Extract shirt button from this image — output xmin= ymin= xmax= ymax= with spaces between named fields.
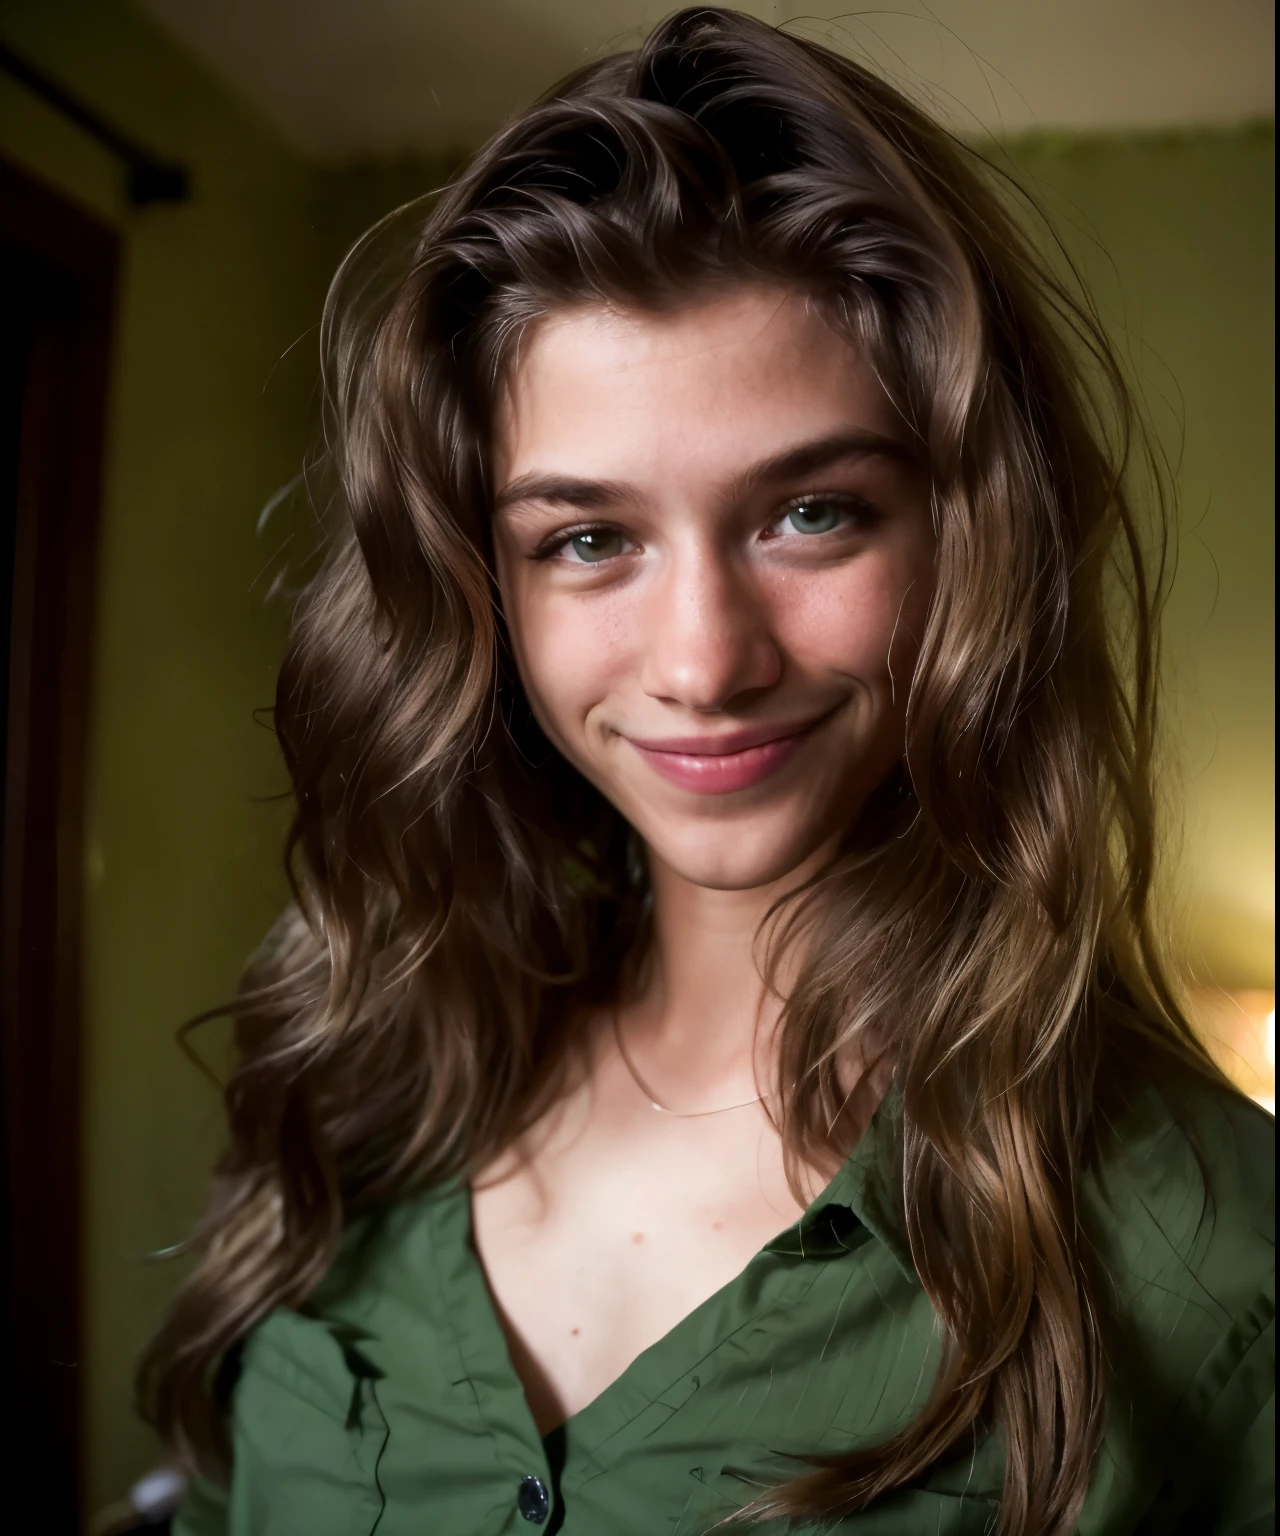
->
xmin=517 ymin=1473 xmax=550 ymax=1524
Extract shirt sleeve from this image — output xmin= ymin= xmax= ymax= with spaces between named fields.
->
xmin=172 ymin=1474 xmax=230 ymax=1536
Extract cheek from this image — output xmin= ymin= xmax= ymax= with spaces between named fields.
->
xmin=767 ymin=552 xmax=933 ymax=682
xmin=505 ymin=579 xmax=636 ymax=748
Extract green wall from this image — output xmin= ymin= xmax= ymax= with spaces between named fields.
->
xmin=0 ymin=0 xmax=1273 ymax=1520
xmin=0 ymin=0 xmax=319 ymax=1514
xmin=1005 ymin=127 xmax=1275 ymax=987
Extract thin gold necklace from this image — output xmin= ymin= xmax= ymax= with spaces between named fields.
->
xmin=611 ymin=1011 xmax=764 ymax=1118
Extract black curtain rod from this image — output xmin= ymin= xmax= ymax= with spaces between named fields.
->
xmin=0 ymin=40 xmax=190 ymax=205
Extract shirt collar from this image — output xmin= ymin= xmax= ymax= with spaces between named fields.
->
xmin=763 ymin=1081 xmax=916 ymax=1278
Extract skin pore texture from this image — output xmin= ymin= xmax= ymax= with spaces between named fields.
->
xmin=473 ymin=285 xmax=936 ymax=1434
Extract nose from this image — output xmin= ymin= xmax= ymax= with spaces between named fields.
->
xmin=639 ymin=541 xmax=783 ymax=711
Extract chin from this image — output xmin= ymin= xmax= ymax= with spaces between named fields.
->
xmin=642 ymin=815 xmax=835 ymax=893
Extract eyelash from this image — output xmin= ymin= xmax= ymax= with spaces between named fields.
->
xmin=532 ymin=523 xmax=622 ymax=562
xmin=531 ymin=492 xmax=878 ymax=562
xmin=767 ymin=492 xmax=879 ymax=537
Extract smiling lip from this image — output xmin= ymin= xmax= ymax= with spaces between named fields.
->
xmin=625 ymin=715 xmax=830 ymax=795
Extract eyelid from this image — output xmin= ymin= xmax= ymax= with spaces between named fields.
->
xmin=528 ymin=491 xmax=876 ymax=560
xmin=782 ymin=490 xmax=865 ymax=512
xmin=767 ymin=490 xmax=877 ymax=532
xmin=531 ymin=520 xmax=633 ymax=562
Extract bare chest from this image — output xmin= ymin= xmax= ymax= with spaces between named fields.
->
xmin=470 ymin=1090 xmax=808 ymax=1432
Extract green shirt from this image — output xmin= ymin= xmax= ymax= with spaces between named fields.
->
xmin=176 ymin=1069 xmax=1274 ymax=1535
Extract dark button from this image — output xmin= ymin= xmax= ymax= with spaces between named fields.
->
xmin=517 ymin=1473 xmax=550 ymax=1524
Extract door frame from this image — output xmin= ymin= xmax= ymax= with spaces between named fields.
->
xmin=0 ymin=155 xmax=117 ymax=1531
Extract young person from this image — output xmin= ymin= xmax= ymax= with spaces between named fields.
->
xmin=146 ymin=10 xmax=1274 ymax=1534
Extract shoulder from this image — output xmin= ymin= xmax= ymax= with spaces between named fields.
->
xmin=1086 ymin=1058 xmax=1274 ymax=1324
xmin=314 ymin=1180 xmax=464 ymax=1316
xmin=1082 ymin=1059 xmax=1274 ymax=1526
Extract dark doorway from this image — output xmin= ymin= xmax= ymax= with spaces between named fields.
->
xmin=0 ymin=157 xmax=117 ymax=1533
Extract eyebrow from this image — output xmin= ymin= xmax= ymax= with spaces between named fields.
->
xmin=729 ymin=427 xmax=919 ymax=501
xmin=492 ymin=428 xmax=918 ymax=517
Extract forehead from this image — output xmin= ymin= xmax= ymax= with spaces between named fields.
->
xmin=493 ymin=285 xmax=901 ymax=488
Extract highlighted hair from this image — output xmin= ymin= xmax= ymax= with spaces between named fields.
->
xmin=140 ymin=11 xmax=1215 ymax=1531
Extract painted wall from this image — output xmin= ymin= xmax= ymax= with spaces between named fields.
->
xmin=0 ymin=0 xmax=1274 ymax=1519
xmin=1005 ymin=127 xmax=1275 ymax=987
xmin=0 ymin=0 xmax=321 ymax=1514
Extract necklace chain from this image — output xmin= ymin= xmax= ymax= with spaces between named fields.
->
xmin=611 ymin=1012 xmax=764 ymax=1118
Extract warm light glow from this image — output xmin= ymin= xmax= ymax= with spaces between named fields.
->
xmin=1188 ymin=989 xmax=1276 ymax=1115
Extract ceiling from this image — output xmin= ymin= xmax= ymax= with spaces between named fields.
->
xmin=136 ymin=0 xmax=1276 ymax=161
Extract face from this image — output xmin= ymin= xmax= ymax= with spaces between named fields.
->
xmin=491 ymin=285 xmax=935 ymax=892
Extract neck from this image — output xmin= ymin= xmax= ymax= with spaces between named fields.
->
xmin=626 ymin=847 xmax=826 ymax=1097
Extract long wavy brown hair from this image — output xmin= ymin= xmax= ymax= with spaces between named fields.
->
xmin=139 ymin=9 xmax=1217 ymax=1532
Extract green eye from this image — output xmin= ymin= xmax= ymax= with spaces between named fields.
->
xmin=784 ymin=499 xmax=845 ymax=535
xmin=567 ymin=529 xmax=624 ymax=562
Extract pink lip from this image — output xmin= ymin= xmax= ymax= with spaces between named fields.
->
xmin=625 ymin=715 xmax=829 ymax=795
